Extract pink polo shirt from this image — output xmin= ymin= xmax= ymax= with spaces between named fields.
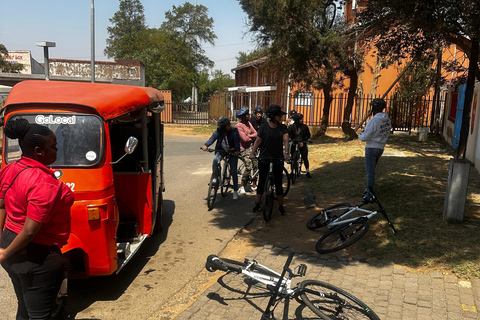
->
xmin=236 ymin=121 xmax=257 ymax=151
xmin=0 ymin=157 xmax=74 ymax=247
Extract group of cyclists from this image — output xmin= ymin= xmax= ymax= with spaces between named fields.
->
xmin=202 ymin=104 xmax=311 ymax=215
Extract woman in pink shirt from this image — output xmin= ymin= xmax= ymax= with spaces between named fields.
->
xmin=235 ymin=108 xmax=258 ymax=194
xmin=0 ymin=118 xmax=74 ymax=320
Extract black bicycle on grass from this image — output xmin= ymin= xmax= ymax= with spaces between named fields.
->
xmin=206 ymin=251 xmax=380 ymax=320
xmin=307 ymin=188 xmax=397 ymax=254
xmin=289 ymin=141 xmax=307 ymax=184
xmin=203 ymin=148 xmax=234 ymax=210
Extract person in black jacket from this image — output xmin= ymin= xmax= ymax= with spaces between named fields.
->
xmin=288 ymin=113 xmax=312 ymax=178
xmin=249 ymin=105 xmax=267 ymax=131
xmin=202 ymin=117 xmax=241 ymax=200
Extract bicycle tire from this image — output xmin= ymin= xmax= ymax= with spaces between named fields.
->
xmin=316 ymin=219 xmax=369 ymax=254
xmin=237 ymin=157 xmax=246 ymax=181
xmin=263 ymin=177 xmax=274 ymax=222
xmin=207 ymin=174 xmax=218 ymax=210
xmin=291 ymin=154 xmax=298 ymax=184
xmin=299 ymin=279 xmax=380 ymax=320
xmin=306 ymin=203 xmax=352 ymax=230
xmin=282 ymin=167 xmax=290 ymax=197
xmin=221 ymin=162 xmax=231 ymax=197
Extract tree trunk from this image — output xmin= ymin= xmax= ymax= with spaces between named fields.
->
xmin=342 ymin=69 xmax=358 ymax=140
xmin=319 ymin=80 xmax=333 ymax=135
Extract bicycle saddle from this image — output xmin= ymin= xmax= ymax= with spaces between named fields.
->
xmin=205 ymin=254 xmax=228 ymax=272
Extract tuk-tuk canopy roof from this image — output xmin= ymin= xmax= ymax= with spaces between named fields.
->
xmin=4 ymin=80 xmax=165 ymax=120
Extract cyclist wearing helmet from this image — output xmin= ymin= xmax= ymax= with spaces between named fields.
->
xmin=358 ymin=98 xmax=391 ymax=202
xmin=250 ymin=105 xmax=266 ymax=131
xmin=288 ymin=113 xmax=312 ymax=178
xmin=202 ymin=117 xmax=241 ymax=200
xmin=250 ymin=104 xmax=290 ymax=215
xmin=235 ymin=108 xmax=258 ymax=194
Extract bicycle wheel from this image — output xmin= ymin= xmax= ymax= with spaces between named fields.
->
xmin=282 ymin=167 xmax=290 ymax=197
xmin=262 ymin=176 xmax=275 ymax=222
xmin=306 ymin=203 xmax=352 ymax=230
xmin=207 ymin=174 xmax=218 ymax=210
xmin=299 ymin=279 xmax=380 ymax=320
xmin=237 ymin=157 xmax=246 ymax=181
xmin=291 ymin=154 xmax=299 ymax=184
xmin=221 ymin=162 xmax=231 ymax=197
xmin=316 ymin=219 xmax=369 ymax=254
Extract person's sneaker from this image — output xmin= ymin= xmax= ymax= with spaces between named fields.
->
xmin=306 ymin=172 xmax=312 ymax=178
xmin=278 ymin=205 xmax=286 ymax=215
xmin=252 ymin=202 xmax=261 ymax=212
xmin=363 ymin=191 xmax=373 ymax=203
xmin=238 ymin=186 xmax=246 ymax=194
xmin=251 ymin=186 xmax=257 ymax=192
xmin=233 ymin=191 xmax=239 ymax=200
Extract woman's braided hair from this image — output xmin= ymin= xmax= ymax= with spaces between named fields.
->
xmin=4 ymin=118 xmax=53 ymax=155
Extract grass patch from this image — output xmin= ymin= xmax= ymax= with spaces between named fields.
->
xmin=308 ymin=128 xmax=480 ymax=279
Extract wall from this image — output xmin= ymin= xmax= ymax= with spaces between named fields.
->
xmin=49 ymin=58 xmax=144 ymax=85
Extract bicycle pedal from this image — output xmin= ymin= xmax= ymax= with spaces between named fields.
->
xmin=296 ymin=264 xmax=307 ymax=277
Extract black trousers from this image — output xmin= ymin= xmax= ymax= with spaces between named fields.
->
xmin=1 ymin=228 xmax=64 ymax=320
xmin=257 ymin=161 xmax=284 ymax=196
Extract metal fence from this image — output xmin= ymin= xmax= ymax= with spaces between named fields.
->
xmin=167 ymin=92 xmax=441 ymax=131
xmin=225 ymin=91 xmax=441 ymax=132
xmin=171 ymin=102 xmax=209 ymax=125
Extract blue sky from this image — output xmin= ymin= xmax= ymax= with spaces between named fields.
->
xmin=0 ymin=0 xmax=256 ymax=76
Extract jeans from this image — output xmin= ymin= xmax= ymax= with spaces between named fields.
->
xmin=213 ymin=151 xmax=238 ymax=191
xmin=365 ymin=147 xmax=384 ymax=190
xmin=1 ymin=229 xmax=64 ymax=320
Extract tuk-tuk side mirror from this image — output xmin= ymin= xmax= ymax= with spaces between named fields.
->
xmin=111 ymin=136 xmax=139 ymax=165
xmin=125 ymin=136 xmax=138 ymax=154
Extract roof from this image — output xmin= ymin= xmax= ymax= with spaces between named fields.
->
xmin=4 ymin=80 xmax=164 ymax=120
xmin=231 ymin=56 xmax=268 ymax=72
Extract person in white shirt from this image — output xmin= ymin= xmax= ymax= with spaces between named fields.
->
xmin=358 ymin=98 xmax=391 ymax=202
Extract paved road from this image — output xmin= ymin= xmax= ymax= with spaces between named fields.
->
xmin=0 ymin=134 xmax=256 ymax=319
xmin=174 ymin=245 xmax=480 ymax=320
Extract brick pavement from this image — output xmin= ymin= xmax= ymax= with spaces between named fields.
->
xmin=174 ymin=245 xmax=480 ymax=320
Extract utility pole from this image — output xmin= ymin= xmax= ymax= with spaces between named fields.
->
xmin=91 ymin=0 xmax=95 ymax=83
xmin=192 ymin=0 xmax=198 ymax=112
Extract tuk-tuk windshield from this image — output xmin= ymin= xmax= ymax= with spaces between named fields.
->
xmin=5 ymin=114 xmax=104 ymax=167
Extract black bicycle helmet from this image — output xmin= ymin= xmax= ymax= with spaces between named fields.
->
xmin=254 ymin=105 xmax=263 ymax=114
xmin=371 ymin=98 xmax=386 ymax=112
xmin=217 ymin=117 xmax=231 ymax=127
xmin=265 ymin=104 xmax=287 ymax=117
xmin=289 ymin=110 xmax=297 ymax=116
xmin=236 ymin=107 xmax=249 ymax=118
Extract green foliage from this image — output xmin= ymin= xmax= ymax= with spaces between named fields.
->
xmin=395 ymin=59 xmax=438 ymax=101
xmin=236 ymin=47 xmax=269 ymax=66
xmin=359 ymin=0 xmax=480 ymax=71
xmin=197 ymin=69 xmax=234 ymax=102
xmin=0 ymin=44 xmax=24 ymax=73
xmin=105 ymin=0 xmax=147 ymax=59
xmin=104 ymin=1 xmax=218 ymax=102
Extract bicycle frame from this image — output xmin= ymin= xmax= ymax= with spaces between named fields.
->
xmin=239 ymin=260 xmax=295 ymax=295
xmin=325 ymin=206 xmax=380 ymax=229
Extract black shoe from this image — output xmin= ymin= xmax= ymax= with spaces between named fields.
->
xmin=278 ymin=205 xmax=286 ymax=215
xmin=252 ymin=202 xmax=261 ymax=212
xmin=363 ymin=192 xmax=374 ymax=203
xmin=306 ymin=172 xmax=311 ymax=178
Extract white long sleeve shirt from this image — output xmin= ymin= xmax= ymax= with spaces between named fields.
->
xmin=358 ymin=112 xmax=391 ymax=149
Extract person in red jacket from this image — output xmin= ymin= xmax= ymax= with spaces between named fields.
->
xmin=235 ymin=108 xmax=258 ymax=194
xmin=0 ymin=118 xmax=74 ymax=320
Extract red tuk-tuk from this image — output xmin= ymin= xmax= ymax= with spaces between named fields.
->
xmin=2 ymin=80 xmax=165 ymax=279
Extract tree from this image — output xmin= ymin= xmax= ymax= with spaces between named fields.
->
xmin=105 ymin=0 xmax=147 ymax=59
xmin=197 ymin=69 xmax=234 ymax=101
xmin=358 ymin=0 xmax=480 ymax=157
xmin=0 ymin=44 xmax=24 ymax=73
xmin=238 ymin=0 xmax=363 ymax=136
xmin=236 ymin=47 xmax=269 ymax=65
xmin=161 ymin=2 xmax=216 ymax=71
